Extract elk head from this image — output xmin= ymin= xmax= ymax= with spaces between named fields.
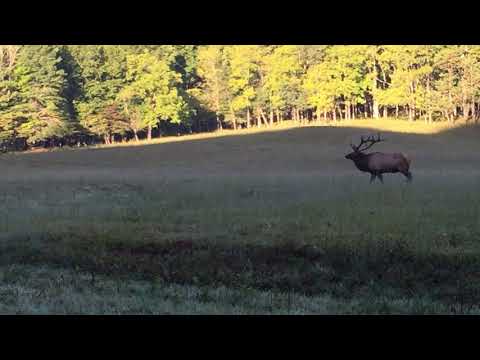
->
xmin=345 ymin=133 xmax=384 ymax=160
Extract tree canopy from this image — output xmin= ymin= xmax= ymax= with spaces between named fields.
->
xmin=1 ymin=45 xmax=480 ymax=150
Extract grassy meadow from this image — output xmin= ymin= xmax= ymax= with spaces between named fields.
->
xmin=1 ymin=118 xmax=480 ymax=314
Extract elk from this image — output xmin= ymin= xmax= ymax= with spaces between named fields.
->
xmin=345 ymin=133 xmax=412 ymax=183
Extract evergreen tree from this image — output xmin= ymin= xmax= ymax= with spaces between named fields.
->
xmin=71 ymin=45 xmax=128 ymax=142
xmin=6 ymin=46 xmax=72 ymax=145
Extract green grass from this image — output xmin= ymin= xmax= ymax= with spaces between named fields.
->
xmin=1 ymin=121 xmax=480 ymax=314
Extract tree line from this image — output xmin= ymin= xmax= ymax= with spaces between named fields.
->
xmin=1 ymin=45 xmax=479 ymax=151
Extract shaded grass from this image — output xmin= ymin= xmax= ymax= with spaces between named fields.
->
xmin=4 ymin=264 xmax=474 ymax=315
xmin=9 ymin=234 xmax=479 ymax=309
xmin=1 ymin=175 xmax=480 ymax=313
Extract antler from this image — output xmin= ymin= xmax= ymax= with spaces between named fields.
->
xmin=352 ymin=133 xmax=384 ymax=152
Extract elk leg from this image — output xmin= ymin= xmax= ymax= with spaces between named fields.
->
xmin=403 ymin=171 xmax=412 ymax=182
xmin=377 ymin=173 xmax=384 ymax=183
xmin=370 ymin=173 xmax=376 ymax=183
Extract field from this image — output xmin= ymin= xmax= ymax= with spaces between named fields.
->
xmin=1 ymin=119 xmax=480 ymax=314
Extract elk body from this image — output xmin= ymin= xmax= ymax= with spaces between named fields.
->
xmin=345 ymin=134 xmax=412 ymax=183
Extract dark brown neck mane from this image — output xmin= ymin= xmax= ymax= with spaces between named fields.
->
xmin=351 ymin=152 xmax=374 ymax=172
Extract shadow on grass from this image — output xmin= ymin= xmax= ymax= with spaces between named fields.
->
xmin=3 ymin=233 xmax=479 ymax=312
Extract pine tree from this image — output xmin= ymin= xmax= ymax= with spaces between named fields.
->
xmin=6 ymin=46 xmax=72 ymax=145
xmin=71 ymin=45 xmax=129 ymax=142
xmin=0 ymin=45 xmax=21 ymax=143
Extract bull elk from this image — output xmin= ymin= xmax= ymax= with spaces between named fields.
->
xmin=345 ymin=133 xmax=412 ymax=183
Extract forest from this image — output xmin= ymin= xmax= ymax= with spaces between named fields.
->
xmin=1 ymin=45 xmax=479 ymax=151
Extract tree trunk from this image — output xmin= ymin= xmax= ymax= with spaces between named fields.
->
xmin=269 ymin=110 xmax=274 ymax=126
xmin=372 ymin=59 xmax=379 ymax=119
xmin=323 ymin=110 xmax=327 ymax=122
xmin=232 ymin=111 xmax=237 ymax=130
xmin=471 ymin=100 xmax=476 ymax=123
xmin=133 ymin=130 xmax=139 ymax=142
xmin=373 ymin=99 xmax=379 ymax=119
xmin=260 ymin=109 xmax=268 ymax=126
xmin=246 ymin=108 xmax=251 ymax=128
xmin=217 ymin=114 xmax=223 ymax=131
xmin=448 ymin=66 xmax=453 ymax=122
xmin=276 ymin=109 xmax=280 ymax=124
xmin=333 ymin=107 xmax=337 ymax=122
xmin=475 ymin=102 xmax=478 ymax=124
xmin=147 ymin=125 xmax=152 ymax=140
xmin=395 ymin=105 xmax=399 ymax=118
xmin=426 ymin=76 xmax=432 ymax=123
